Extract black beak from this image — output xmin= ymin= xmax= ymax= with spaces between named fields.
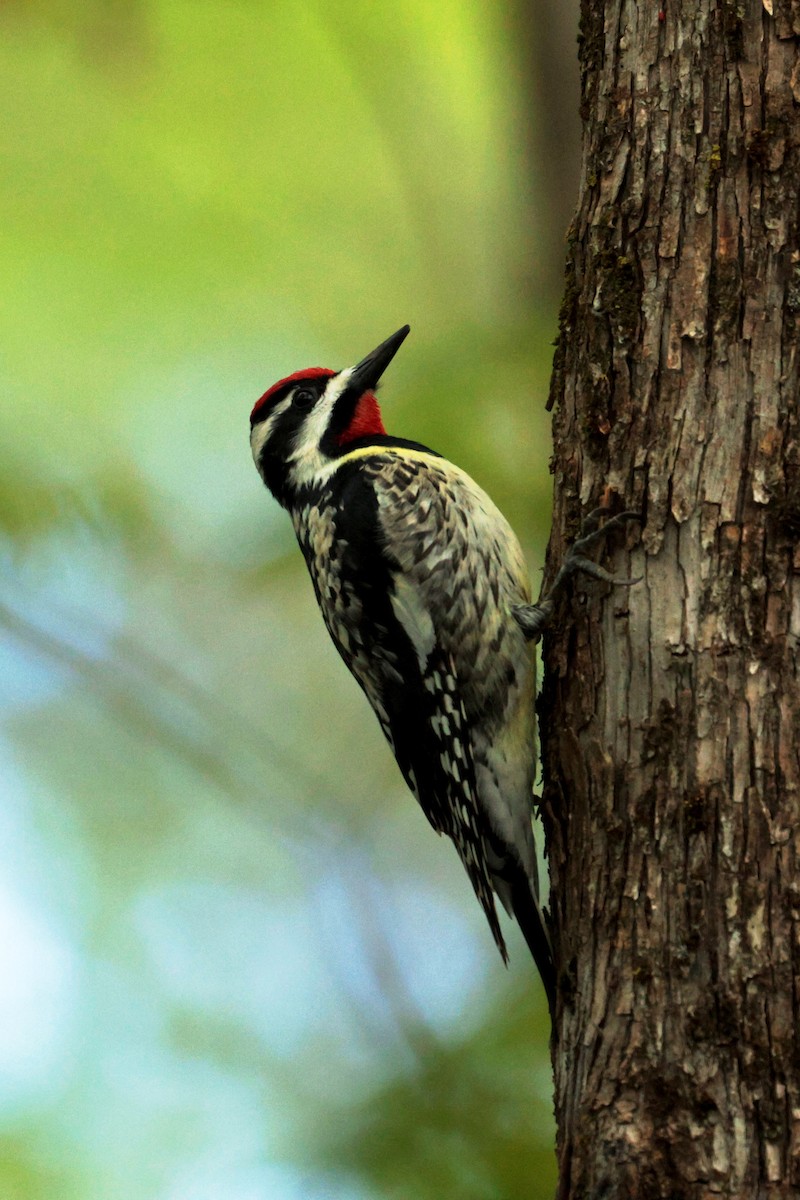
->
xmin=348 ymin=325 xmax=410 ymax=394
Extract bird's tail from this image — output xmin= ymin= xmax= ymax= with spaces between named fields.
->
xmin=508 ymin=867 xmax=556 ymax=1016
xmin=487 ymin=833 xmax=556 ymax=1014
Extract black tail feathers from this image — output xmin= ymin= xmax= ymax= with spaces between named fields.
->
xmin=510 ymin=872 xmax=556 ymax=1016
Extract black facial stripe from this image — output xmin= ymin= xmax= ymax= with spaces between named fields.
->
xmin=256 ymin=397 xmax=322 ymax=504
xmin=250 ymin=380 xmax=325 ymax=428
xmin=250 ymin=383 xmax=292 ymax=428
xmin=319 ymin=380 xmax=360 ymax=457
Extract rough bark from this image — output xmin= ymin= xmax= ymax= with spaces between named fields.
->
xmin=541 ymin=3 xmax=800 ymax=1197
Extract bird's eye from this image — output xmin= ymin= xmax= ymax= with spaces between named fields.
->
xmin=292 ymin=388 xmax=316 ymax=410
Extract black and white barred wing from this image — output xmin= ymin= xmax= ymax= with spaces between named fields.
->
xmin=366 ymin=451 xmax=533 ymax=728
xmin=402 ymin=636 xmax=508 ymax=959
xmin=363 ymin=450 xmax=536 ymax=958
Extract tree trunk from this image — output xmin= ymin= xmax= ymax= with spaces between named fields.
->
xmin=541 ymin=3 xmax=800 ymax=1197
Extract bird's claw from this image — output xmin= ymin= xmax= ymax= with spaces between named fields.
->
xmin=570 ymin=509 xmax=641 ymax=556
xmin=513 ymin=508 xmax=641 ymax=642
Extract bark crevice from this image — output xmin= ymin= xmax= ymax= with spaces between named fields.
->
xmin=543 ymin=3 xmax=800 ymax=1196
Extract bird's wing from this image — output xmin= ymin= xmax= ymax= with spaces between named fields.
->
xmin=297 ymin=446 xmax=547 ymax=979
xmin=365 ymin=449 xmax=532 ymax=727
xmin=361 ymin=448 xmax=535 ymax=959
xmin=412 ymin=641 xmax=508 ymax=960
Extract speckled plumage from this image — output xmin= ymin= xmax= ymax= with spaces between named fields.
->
xmin=250 ymin=328 xmax=554 ymax=1006
xmin=292 ymin=446 xmax=540 ymax=963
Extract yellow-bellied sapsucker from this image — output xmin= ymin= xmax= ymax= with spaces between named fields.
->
xmin=250 ymin=326 xmax=638 ymax=1012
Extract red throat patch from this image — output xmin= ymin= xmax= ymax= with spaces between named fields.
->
xmin=337 ymin=391 xmax=385 ymax=446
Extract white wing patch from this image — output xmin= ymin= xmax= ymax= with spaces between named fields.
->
xmin=389 ymin=573 xmax=436 ymax=670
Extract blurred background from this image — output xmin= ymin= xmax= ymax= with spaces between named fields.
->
xmin=0 ymin=3 xmax=580 ymax=1197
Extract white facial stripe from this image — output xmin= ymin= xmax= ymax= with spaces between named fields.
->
xmin=286 ymin=369 xmax=352 ymax=465
xmin=285 ymin=369 xmax=355 ymax=488
xmin=252 ymin=366 xmax=375 ymax=489
xmin=250 ymin=395 xmax=292 ymax=464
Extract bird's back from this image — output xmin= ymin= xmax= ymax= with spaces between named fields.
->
xmin=293 ymin=443 xmax=540 ymax=903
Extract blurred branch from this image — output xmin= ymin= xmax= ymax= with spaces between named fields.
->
xmin=1 ymin=584 xmax=464 ymax=1059
xmin=312 ymin=851 xmax=441 ymax=1062
xmin=0 ymin=595 xmax=343 ymax=855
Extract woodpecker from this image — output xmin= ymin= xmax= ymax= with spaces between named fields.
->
xmin=249 ymin=326 xmax=637 ymax=1011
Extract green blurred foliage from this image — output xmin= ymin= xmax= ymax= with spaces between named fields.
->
xmin=0 ymin=2 xmax=578 ymax=1197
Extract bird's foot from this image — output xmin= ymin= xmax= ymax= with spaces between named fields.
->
xmin=513 ymin=507 xmax=642 ymax=642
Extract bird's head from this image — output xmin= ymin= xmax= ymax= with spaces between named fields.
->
xmin=250 ymin=325 xmax=410 ymax=504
